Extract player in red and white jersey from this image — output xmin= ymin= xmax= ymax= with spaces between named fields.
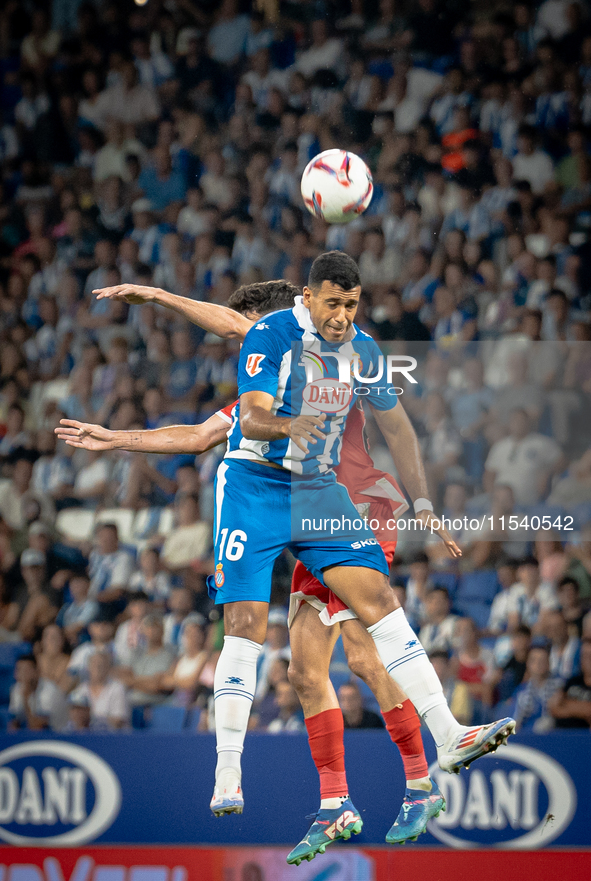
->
xmin=289 ymin=397 xmax=407 ymax=628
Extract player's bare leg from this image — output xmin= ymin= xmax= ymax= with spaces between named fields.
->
xmin=323 ymin=566 xmax=515 ymax=772
xmin=340 ymin=617 xmax=446 ymax=843
xmin=210 ymin=601 xmax=268 ymax=817
xmin=288 ymin=601 xmax=340 ymax=717
xmin=286 ymin=602 xmax=362 ymax=865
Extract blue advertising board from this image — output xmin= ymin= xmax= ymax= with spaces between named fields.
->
xmin=0 ymin=731 xmax=587 ymax=849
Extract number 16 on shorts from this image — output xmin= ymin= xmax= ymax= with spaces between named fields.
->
xmin=218 ymin=528 xmax=247 ymax=560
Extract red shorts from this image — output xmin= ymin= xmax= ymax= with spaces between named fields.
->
xmin=288 ymin=541 xmax=397 ymax=628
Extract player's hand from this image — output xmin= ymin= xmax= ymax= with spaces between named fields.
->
xmin=415 ymin=510 xmax=462 ymax=559
xmin=288 ymin=414 xmax=326 ymax=452
xmin=55 ymin=419 xmax=115 ymax=451
xmin=93 ymin=284 xmax=157 ymax=305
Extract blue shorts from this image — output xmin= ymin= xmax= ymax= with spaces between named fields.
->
xmin=208 ymin=459 xmax=388 ymax=605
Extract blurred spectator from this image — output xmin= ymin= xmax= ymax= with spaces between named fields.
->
xmin=160 ymin=494 xmax=211 ymax=570
xmin=429 ymin=649 xmax=473 ymax=725
xmin=164 ymin=587 xmax=194 ymax=653
xmin=67 ymin=614 xmax=115 ymax=683
xmin=114 ymin=592 xmax=151 ymax=667
xmin=0 ymin=406 xmax=30 ymax=457
xmin=491 ymin=625 xmax=532 ymax=705
xmin=117 ymin=613 xmax=175 ymax=707
xmin=162 ymin=613 xmax=217 ymax=705
xmin=56 ymin=574 xmax=98 ymax=648
xmin=338 ymin=682 xmax=383 ymax=729
xmin=129 ymin=548 xmax=172 ymax=606
xmin=88 ymin=523 xmax=135 ymax=609
xmin=253 ymin=656 xmax=289 ymax=729
xmin=255 ymin=606 xmax=290 ymax=700
xmin=454 ymin=617 xmax=494 ymax=705
xmin=419 ymin=587 xmax=459 ymax=654
xmin=9 ymin=654 xmax=68 ymax=731
xmin=404 ymin=551 xmax=434 ymax=630
xmin=72 ymin=649 xmax=130 ymax=729
xmin=484 ymin=410 xmax=563 ymax=507
xmin=0 ymin=453 xmax=54 ymax=531
xmin=37 ymin=623 xmax=70 ymax=693
xmin=506 ymin=556 xmax=559 ymax=633
xmin=546 ymin=609 xmax=581 ymax=680
xmin=557 ymin=577 xmax=589 ymax=635
xmin=266 ymin=681 xmax=305 ymax=732
xmin=511 ymin=642 xmax=562 ymax=731
xmin=13 ymin=549 xmax=58 ymax=643
xmin=487 ymin=557 xmax=519 ymax=637
xmin=65 ymin=692 xmax=92 ymax=732
xmin=549 ymin=638 xmax=591 ymax=728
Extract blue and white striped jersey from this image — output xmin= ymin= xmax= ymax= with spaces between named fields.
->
xmin=224 ymin=296 xmax=398 ymax=474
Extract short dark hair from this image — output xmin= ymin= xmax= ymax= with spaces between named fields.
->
xmin=227 ymin=280 xmax=299 ymax=316
xmin=429 ymin=586 xmax=450 ymax=601
xmin=519 ymin=555 xmax=539 ymax=568
xmin=515 ymin=624 xmax=532 ymax=638
xmin=17 ymin=654 xmax=37 ymax=666
xmin=429 ymin=649 xmax=450 ymax=662
xmin=558 ymin=576 xmax=580 ymax=592
xmin=308 ymin=251 xmax=361 ymax=292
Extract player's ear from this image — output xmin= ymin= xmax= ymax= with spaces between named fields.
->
xmin=302 ymin=286 xmax=313 ymax=306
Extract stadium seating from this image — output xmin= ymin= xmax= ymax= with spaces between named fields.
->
xmin=0 ymin=643 xmax=31 ymax=708
xmin=432 ymin=572 xmax=459 ymax=599
xmin=454 ymin=571 xmax=500 ymax=630
xmin=0 ymin=670 xmax=15 ymax=706
xmin=55 ymin=508 xmax=96 ymax=543
xmin=146 ymin=705 xmax=187 ymax=732
xmin=185 ymin=707 xmax=202 ymax=731
xmin=0 ymin=643 xmax=31 ymax=669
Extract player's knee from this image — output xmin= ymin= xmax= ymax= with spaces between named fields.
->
xmin=224 ymin=604 xmax=267 ymax=643
xmin=346 ymin=650 xmax=382 ymax=685
xmin=288 ymin=661 xmax=322 ymax=698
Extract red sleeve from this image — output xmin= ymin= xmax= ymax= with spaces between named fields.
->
xmin=216 ymin=400 xmax=238 ymax=425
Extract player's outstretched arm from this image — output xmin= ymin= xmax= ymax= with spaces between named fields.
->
xmin=93 ymin=284 xmax=253 ymax=341
xmin=55 ymin=415 xmax=230 ymax=454
xmin=371 ymin=402 xmax=462 ymax=558
xmin=239 ymin=391 xmax=326 ymax=453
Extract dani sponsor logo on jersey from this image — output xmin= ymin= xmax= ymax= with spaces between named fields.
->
xmin=427 ymin=744 xmax=576 ymax=849
xmin=301 ymin=351 xmax=352 ymax=413
xmin=0 ymin=741 xmax=121 ymax=845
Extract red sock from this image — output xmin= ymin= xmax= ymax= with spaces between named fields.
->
xmin=382 ymin=699 xmax=429 ymax=782
xmin=305 ymin=708 xmax=348 ymax=799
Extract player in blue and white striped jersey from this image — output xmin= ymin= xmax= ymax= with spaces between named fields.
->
xmin=210 ymin=251 xmax=514 ymax=833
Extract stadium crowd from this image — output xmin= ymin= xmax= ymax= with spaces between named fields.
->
xmin=1 ymin=0 xmax=591 ymax=734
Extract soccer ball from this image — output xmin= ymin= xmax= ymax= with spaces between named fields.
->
xmin=301 ymin=149 xmax=373 ymax=224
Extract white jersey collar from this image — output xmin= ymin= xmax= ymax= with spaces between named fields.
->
xmin=292 ymin=295 xmax=357 ymax=339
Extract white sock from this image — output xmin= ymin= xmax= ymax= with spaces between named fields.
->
xmin=367 ymin=608 xmax=461 ymax=749
xmin=213 ymin=635 xmax=262 ymax=784
xmin=407 ymin=777 xmax=432 ymax=791
xmin=320 ymin=795 xmax=349 ymax=810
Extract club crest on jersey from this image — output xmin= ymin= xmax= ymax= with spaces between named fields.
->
xmin=246 ymin=353 xmax=266 ymax=376
xmin=215 ymin=562 xmax=225 ymax=587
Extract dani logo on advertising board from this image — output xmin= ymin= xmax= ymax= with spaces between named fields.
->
xmin=428 ymin=743 xmax=576 ymax=849
xmin=0 ymin=741 xmax=121 ymax=845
